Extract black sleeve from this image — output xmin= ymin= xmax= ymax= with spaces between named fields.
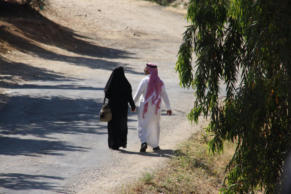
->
xmin=128 ymin=94 xmax=135 ymax=109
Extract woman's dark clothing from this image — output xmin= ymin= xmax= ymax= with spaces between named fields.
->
xmin=104 ymin=67 xmax=135 ymax=150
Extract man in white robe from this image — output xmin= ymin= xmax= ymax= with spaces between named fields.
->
xmin=134 ymin=63 xmax=172 ymax=152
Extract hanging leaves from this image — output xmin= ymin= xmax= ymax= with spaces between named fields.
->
xmin=176 ymin=0 xmax=291 ymax=193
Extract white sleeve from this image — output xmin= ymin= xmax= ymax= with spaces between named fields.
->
xmin=133 ymin=79 xmax=146 ymax=103
xmin=161 ymin=84 xmax=171 ymax=110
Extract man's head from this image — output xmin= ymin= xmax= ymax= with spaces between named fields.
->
xmin=144 ymin=63 xmax=157 ymax=75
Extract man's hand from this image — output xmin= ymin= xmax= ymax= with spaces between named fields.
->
xmin=131 ymin=107 xmax=136 ymax=112
xmin=166 ymin=110 xmax=172 ymax=115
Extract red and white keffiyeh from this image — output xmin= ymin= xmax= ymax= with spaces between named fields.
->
xmin=143 ymin=63 xmax=163 ymax=118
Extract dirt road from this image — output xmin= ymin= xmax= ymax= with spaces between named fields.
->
xmin=0 ymin=1 xmax=203 ymax=193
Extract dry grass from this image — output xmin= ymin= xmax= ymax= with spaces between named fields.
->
xmin=121 ymin=131 xmax=235 ymax=194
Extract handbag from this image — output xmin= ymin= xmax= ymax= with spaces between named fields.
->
xmin=99 ymin=98 xmax=112 ymax=122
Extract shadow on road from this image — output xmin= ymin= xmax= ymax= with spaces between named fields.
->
xmin=0 ymin=95 xmax=107 ymax=137
xmin=0 ymin=3 xmax=144 ymax=74
xmin=0 ymin=136 xmax=88 ymax=156
xmin=0 ymin=2 xmax=130 ymax=59
xmin=0 ymin=57 xmax=70 ymax=87
xmin=0 ymin=173 xmax=63 ymax=192
xmin=0 ymin=33 xmax=139 ymax=74
xmin=119 ymin=149 xmax=175 ymax=158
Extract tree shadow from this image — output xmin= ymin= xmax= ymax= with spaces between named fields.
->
xmin=0 ymin=3 xmax=144 ymax=74
xmin=0 ymin=57 xmax=70 ymax=87
xmin=119 ymin=148 xmax=175 ymax=158
xmin=174 ymin=149 xmax=217 ymax=177
xmin=0 ymin=173 xmax=63 ymax=192
xmin=4 ymin=83 xmax=105 ymax=90
xmin=0 ymin=2 xmax=130 ymax=59
xmin=0 ymin=95 xmax=108 ymax=138
xmin=145 ymin=0 xmax=176 ymax=6
xmin=0 ymin=136 xmax=88 ymax=156
xmin=0 ymin=30 xmax=141 ymax=73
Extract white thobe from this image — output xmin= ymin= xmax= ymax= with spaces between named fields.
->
xmin=133 ymin=76 xmax=171 ymax=148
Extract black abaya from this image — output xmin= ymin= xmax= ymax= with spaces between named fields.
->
xmin=104 ymin=67 xmax=135 ymax=150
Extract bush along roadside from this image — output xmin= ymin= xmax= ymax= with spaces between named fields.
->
xmin=121 ymin=131 xmax=236 ymax=194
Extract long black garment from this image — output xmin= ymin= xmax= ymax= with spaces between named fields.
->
xmin=104 ymin=67 xmax=135 ymax=150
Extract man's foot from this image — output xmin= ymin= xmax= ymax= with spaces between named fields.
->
xmin=153 ymin=146 xmax=160 ymax=152
xmin=140 ymin=143 xmax=147 ymax=152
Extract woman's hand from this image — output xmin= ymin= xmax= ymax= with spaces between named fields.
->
xmin=166 ymin=110 xmax=172 ymax=115
xmin=131 ymin=107 xmax=136 ymax=112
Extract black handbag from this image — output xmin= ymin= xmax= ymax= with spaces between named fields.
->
xmin=99 ymin=98 xmax=112 ymax=122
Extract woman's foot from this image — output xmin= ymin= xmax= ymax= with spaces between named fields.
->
xmin=109 ymin=145 xmax=119 ymax=150
xmin=140 ymin=143 xmax=147 ymax=152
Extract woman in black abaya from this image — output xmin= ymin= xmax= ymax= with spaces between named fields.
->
xmin=104 ymin=66 xmax=136 ymax=150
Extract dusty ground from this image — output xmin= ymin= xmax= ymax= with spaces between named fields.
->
xmin=0 ymin=1 xmax=205 ymax=193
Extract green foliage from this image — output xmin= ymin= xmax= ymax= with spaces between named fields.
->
xmin=176 ymin=0 xmax=291 ymax=193
xmin=142 ymin=172 xmax=155 ymax=184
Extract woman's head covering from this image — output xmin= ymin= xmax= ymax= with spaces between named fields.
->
xmin=105 ymin=66 xmax=132 ymax=98
xmin=143 ymin=63 xmax=163 ymax=117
